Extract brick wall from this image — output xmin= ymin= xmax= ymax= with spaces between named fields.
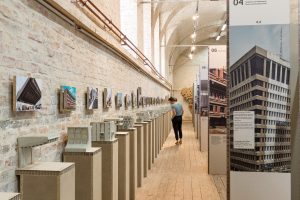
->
xmin=0 ymin=0 xmax=169 ymax=192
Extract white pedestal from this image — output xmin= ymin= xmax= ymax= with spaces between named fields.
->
xmin=145 ymin=120 xmax=153 ymax=170
xmin=92 ymin=139 xmax=118 ymax=200
xmin=208 ymin=134 xmax=227 ymax=175
xmin=134 ymin=124 xmax=144 ymax=187
xmin=136 ymin=122 xmax=149 ymax=177
xmin=115 ymin=132 xmax=130 ymax=200
xmin=151 ymin=119 xmax=156 ymax=163
xmin=63 ymin=148 xmax=102 ymax=200
xmin=200 ymin=117 xmax=208 ymax=152
xmin=16 ymin=162 xmax=75 ymax=200
xmin=230 ymin=172 xmax=291 ymax=200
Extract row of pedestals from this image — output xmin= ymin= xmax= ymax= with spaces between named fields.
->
xmin=13 ymin=111 xmax=172 ymax=200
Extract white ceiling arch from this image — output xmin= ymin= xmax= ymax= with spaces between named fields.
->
xmin=151 ymin=0 xmax=227 ymax=72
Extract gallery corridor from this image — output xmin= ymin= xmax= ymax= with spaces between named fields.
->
xmin=136 ymin=122 xmax=226 ymax=200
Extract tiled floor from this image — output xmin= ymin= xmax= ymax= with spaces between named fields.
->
xmin=136 ymin=122 xmax=227 ymax=200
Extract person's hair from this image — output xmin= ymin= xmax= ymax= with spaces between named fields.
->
xmin=168 ymin=97 xmax=176 ymax=102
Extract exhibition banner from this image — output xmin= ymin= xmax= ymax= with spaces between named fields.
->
xmin=199 ymin=65 xmax=209 ymax=116
xmin=229 ymin=0 xmax=291 ymax=173
xmin=208 ymin=45 xmax=227 ymax=134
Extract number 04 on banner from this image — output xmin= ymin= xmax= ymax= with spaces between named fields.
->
xmin=230 ymin=0 xmax=290 ymax=26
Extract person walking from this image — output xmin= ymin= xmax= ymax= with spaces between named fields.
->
xmin=168 ymin=97 xmax=184 ymax=145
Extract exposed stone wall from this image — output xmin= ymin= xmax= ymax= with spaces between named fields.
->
xmin=0 ymin=0 xmax=169 ymax=192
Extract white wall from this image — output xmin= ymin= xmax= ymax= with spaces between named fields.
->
xmin=172 ymin=47 xmax=208 ymax=121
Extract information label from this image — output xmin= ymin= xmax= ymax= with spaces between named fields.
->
xmin=233 ymin=111 xmax=255 ymax=149
xmin=230 ymin=0 xmax=290 ymax=26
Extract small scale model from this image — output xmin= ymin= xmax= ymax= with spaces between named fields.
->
xmin=117 ymin=115 xmax=134 ymax=130
xmin=65 ymin=126 xmax=92 ymax=152
xmin=91 ymin=121 xmax=116 ymax=141
xmin=136 ymin=111 xmax=151 ymax=122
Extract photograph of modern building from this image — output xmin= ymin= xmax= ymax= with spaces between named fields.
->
xmin=87 ymin=87 xmax=98 ymax=110
xmin=209 ymin=67 xmax=227 ymax=133
xmin=14 ymin=76 xmax=42 ymax=112
xmin=131 ymin=92 xmax=136 ymax=108
xmin=229 ymin=45 xmax=291 ymax=172
xmin=61 ymin=86 xmax=76 ymax=111
xmin=103 ymin=88 xmax=112 ymax=108
xmin=116 ymin=92 xmax=123 ymax=108
xmin=137 ymin=87 xmax=142 ymax=107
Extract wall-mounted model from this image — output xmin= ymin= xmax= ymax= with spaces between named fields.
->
xmin=91 ymin=121 xmax=116 ymax=141
xmin=13 ymin=76 xmax=42 ymax=112
xmin=116 ymin=92 xmax=123 ymax=108
xmin=103 ymin=88 xmax=112 ymax=108
xmin=87 ymin=87 xmax=99 ymax=110
xmin=65 ymin=126 xmax=92 ymax=152
xmin=60 ymin=85 xmax=76 ymax=112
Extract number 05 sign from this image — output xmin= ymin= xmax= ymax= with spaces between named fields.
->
xmin=230 ymin=0 xmax=290 ymax=26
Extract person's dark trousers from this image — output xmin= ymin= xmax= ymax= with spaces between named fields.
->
xmin=172 ymin=116 xmax=183 ymax=140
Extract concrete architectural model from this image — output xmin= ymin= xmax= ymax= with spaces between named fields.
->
xmin=91 ymin=121 xmax=116 ymax=141
xmin=136 ymin=111 xmax=151 ymax=122
xmin=118 ymin=115 xmax=135 ymax=130
xmin=65 ymin=127 xmax=92 ymax=152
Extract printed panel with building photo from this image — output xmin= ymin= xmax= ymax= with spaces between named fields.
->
xmin=13 ymin=76 xmax=42 ymax=112
xmin=229 ymin=24 xmax=291 ymax=172
xmin=208 ymin=45 xmax=227 ymax=134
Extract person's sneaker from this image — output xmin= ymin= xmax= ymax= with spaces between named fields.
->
xmin=179 ymin=140 xmax=182 ymax=144
xmin=175 ymin=141 xmax=179 ymax=145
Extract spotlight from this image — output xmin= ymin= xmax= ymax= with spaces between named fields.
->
xmin=191 ymin=32 xmax=196 ymax=39
xmin=192 ymin=13 xmax=199 ymax=21
xmin=216 ymin=35 xmax=221 ymax=41
xmin=191 ymin=46 xmax=196 ymax=51
xmin=188 ymin=53 xmax=193 ymax=59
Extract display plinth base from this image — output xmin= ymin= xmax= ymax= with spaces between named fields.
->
xmin=155 ymin=116 xmax=161 ymax=156
xmin=134 ymin=124 xmax=144 ymax=187
xmin=159 ymin=115 xmax=163 ymax=150
xmin=200 ymin=117 xmax=208 ymax=152
xmin=16 ymin=162 xmax=75 ymax=200
xmin=136 ymin=122 xmax=149 ymax=177
xmin=63 ymin=148 xmax=102 ymax=200
xmin=92 ymin=139 xmax=118 ymax=200
xmin=153 ymin=118 xmax=158 ymax=159
xmin=119 ymin=128 xmax=137 ymax=200
xmin=145 ymin=120 xmax=153 ymax=170
xmin=208 ymin=134 xmax=226 ymax=175
xmin=230 ymin=172 xmax=291 ymax=200
xmin=0 ymin=193 xmax=20 ymax=200
xmin=115 ymin=132 xmax=130 ymax=200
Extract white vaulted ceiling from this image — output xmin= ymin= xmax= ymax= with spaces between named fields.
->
xmin=152 ymin=0 xmax=227 ymax=68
